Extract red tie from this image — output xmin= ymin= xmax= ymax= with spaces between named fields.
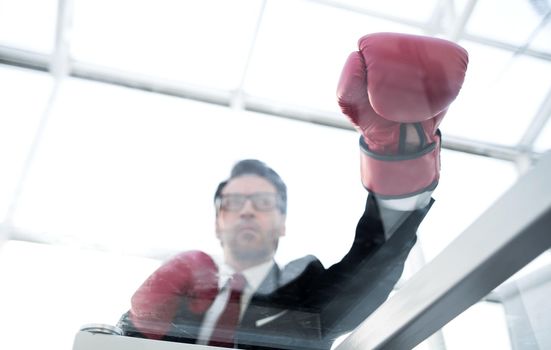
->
xmin=208 ymin=273 xmax=247 ymax=348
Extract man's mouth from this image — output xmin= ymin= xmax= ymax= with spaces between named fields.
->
xmin=236 ymin=223 xmax=260 ymax=238
xmin=237 ymin=221 xmax=259 ymax=230
xmin=238 ymin=227 xmax=257 ymax=236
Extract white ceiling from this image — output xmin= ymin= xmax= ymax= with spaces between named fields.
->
xmin=0 ymin=0 xmax=550 ymax=259
xmin=0 ymin=4 xmax=549 ymax=348
xmin=1 ymin=0 xmax=550 ymax=155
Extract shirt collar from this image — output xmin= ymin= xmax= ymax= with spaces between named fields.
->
xmin=216 ymin=258 xmax=275 ymax=291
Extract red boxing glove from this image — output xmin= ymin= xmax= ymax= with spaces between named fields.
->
xmin=337 ymin=32 xmax=468 ymax=198
xmin=129 ymin=250 xmax=218 ymax=339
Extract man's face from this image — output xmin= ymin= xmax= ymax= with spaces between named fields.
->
xmin=215 ymin=175 xmax=286 ymax=265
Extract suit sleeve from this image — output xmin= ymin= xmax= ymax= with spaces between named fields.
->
xmin=304 ymin=193 xmax=433 ymax=339
xmin=117 ymin=311 xmax=148 ymax=338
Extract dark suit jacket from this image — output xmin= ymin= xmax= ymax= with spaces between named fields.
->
xmin=118 ymin=194 xmax=433 ymax=349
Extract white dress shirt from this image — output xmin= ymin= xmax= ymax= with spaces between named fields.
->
xmin=195 ymin=191 xmax=432 ymax=344
xmin=196 ymin=258 xmax=275 ymax=345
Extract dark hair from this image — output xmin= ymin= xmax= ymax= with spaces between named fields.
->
xmin=214 ymin=159 xmax=287 ymax=214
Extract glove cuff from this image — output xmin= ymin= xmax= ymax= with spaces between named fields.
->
xmin=359 ymin=130 xmax=441 ymax=198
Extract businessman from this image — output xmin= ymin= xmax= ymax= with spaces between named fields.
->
xmin=118 ymin=32 xmax=468 ymax=349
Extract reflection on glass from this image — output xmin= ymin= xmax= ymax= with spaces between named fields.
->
xmin=417 ymin=149 xmax=517 ymax=264
xmin=115 ymin=159 xmax=431 ymax=349
xmin=0 ymin=0 xmax=547 ymax=347
xmin=416 ymin=301 xmax=511 ymax=350
xmin=416 ymin=251 xmax=551 ymax=350
xmin=111 ymin=33 xmax=469 ymax=349
xmin=490 ymin=253 xmax=551 ymax=350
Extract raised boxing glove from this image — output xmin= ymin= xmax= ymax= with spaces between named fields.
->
xmin=129 ymin=250 xmax=218 ymax=340
xmin=337 ymin=32 xmax=468 ymax=199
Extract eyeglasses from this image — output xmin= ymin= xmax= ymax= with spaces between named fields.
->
xmin=216 ymin=192 xmax=280 ymax=212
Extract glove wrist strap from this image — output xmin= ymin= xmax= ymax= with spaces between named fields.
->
xmin=359 ymin=130 xmax=441 ymax=199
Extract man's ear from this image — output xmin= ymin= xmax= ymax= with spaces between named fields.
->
xmin=280 ymin=225 xmax=286 ymax=238
xmin=215 ymin=216 xmax=221 ymax=239
xmin=279 ymin=216 xmax=286 ymax=237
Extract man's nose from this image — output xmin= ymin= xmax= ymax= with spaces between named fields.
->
xmin=239 ymin=198 xmax=256 ymax=216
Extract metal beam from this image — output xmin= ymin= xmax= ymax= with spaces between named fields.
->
xmin=518 ymin=85 xmax=551 ymax=150
xmin=462 ymin=33 xmax=551 ymax=61
xmin=491 ymin=260 xmax=551 ymax=302
xmin=515 ymin=11 xmax=551 ymax=151
xmin=230 ymin=0 xmax=268 ymax=110
xmin=5 ymin=224 xmax=178 ymax=262
xmin=335 ymin=150 xmax=551 ymax=350
xmin=242 ymin=94 xmax=541 ymax=163
xmin=441 ymin=134 xmax=538 ymax=162
xmin=425 ymin=0 xmax=457 ymax=36
xmin=449 ymin=0 xmax=479 ymax=41
xmin=306 ymin=0 xmax=429 ymax=31
xmin=71 ymin=61 xmax=233 ymax=107
xmin=0 ymin=48 xmax=541 ymax=163
xmin=50 ymin=0 xmax=74 ymax=78
xmin=0 ymin=45 xmax=50 ymax=71
xmin=308 ymin=0 xmax=551 ymax=62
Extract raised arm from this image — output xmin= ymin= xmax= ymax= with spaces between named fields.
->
xmin=318 ymin=32 xmax=468 ymax=338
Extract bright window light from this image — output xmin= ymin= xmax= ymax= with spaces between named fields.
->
xmin=466 ymin=0 xmax=543 ymax=46
xmin=0 ymin=240 xmax=160 ymax=349
xmin=10 ymin=76 xmax=364 ymax=266
xmin=531 ymin=17 xmax=551 ymax=53
xmin=442 ymin=41 xmax=551 ymax=146
xmin=70 ymin=0 xmax=264 ymax=90
xmin=330 ymin=0 xmax=439 ymax=23
xmin=0 ymin=65 xmax=54 ymax=222
xmin=534 ymin=116 xmax=551 ymax=152
xmin=417 ymin=149 xmax=518 ymax=264
xmin=0 ymin=0 xmax=57 ymax=53
xmin=243 ymin=0 xmax=422 ymax=112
